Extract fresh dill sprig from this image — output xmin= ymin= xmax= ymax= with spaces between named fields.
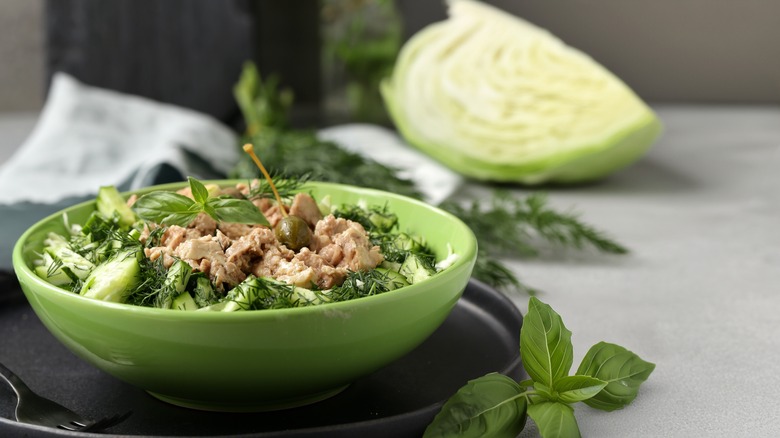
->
xmin=439 ymin=191 xmax=628 ymax=293
xmin=519 ymin=193 xmax=628 ymax=254
xmin=440 ymin=191 xmax=627 ymax=257
xmin=246 ymin=172 xmax=312 ymax=201
xmin=472 ymin=250 xmax=537 ymax=296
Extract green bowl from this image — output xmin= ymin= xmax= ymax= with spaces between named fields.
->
xmin=12 ymin=181 xmax=477 ymax=412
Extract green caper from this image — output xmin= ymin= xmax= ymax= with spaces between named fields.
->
xmin=274 ymin=215 xmax=312 ymax=251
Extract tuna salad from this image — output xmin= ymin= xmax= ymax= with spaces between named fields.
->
xmin=33 ymin=177 xmax=452 ymax=312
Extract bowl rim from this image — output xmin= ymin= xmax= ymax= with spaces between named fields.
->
xmin=12 ymin=180 xmax=478 ymax=320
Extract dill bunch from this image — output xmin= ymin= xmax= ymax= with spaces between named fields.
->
xmin=246 ymin=171 xmax=312 ymax=201
xmin=439 ymin=192 xmax=628 ymax=258
xmin=329 ymin=269 xmax=397 ymax=303
xmin=439 ymin=192 xmax=628 ymax=293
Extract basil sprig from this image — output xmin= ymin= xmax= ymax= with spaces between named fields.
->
xmin=425 ymin=297 xmax=655 ymax=438
xmin=132 ymin=177 xmax=269 ymax=227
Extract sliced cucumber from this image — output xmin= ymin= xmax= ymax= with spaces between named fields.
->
xmin=96 ymin=185 xmax=137 ymax=228
xmin=80 ymin=249 xmax=141 ymax=303
xmin=399 ymin=254 xmax=436 ymax=284
xmin=158 ymin=259 xmax=193 ymax=309
xmin=292 ymin=286 xmax=329 ymax=305
xmin=42 ymin=232 xmax=94 ymax=282
xmin=368 ymin=210 xmax=398 ymax=233
xmin=193 ymin=275 xmax=219 ymax=308
xmin=395 ymin=232 xmax=427 ymax=253
xmin=172 ymin=292 xmax=199 ymax=311
xmin=380 ymin=260 xmax=402 ymax=272
xmin=374 ymin=267 xmax=410 ymax=290
xmin=34 ymin=259 xmax=71 ymax=287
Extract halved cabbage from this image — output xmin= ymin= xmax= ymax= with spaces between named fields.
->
xmin=381 ymin=0 xmax=662 ymax=184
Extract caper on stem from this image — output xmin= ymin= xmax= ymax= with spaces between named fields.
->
xmin=242 ymin=144 xmax=312 ymax=251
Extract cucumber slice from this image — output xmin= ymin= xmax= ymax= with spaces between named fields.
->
xmin=193 ymin=276 xmax=219 ymax=308
xmin=158 ymin=259 xmax=193 ymax=309
xmin=96 ymin=185 xmax=137 ymax=228
xmin=41 ymin=232 xmax=94 ymax=282
xmin=172 ymin=292 xmax=199 ymax=311
xmin=374 ymin=267 xmax=410 ymax=290
xmin=399 ymin=254 xmax=436 ymax=285
xmin=35 ymin=263 xmax=71 ymax=287
xmin=80 ymin=249 xmax=141 ymax=303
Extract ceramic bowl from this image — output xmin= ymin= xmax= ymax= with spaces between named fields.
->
xmin=12 ymin=181 xmax=477 ymax=412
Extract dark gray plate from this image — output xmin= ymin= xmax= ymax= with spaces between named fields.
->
xmin=0 ymin=278 xmax=523 ymax=437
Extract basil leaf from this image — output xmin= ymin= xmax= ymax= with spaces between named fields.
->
xmin=552 ymin=375 xmax=607 ymax=403
xmin=424 ymin=373 xmax=527 ymax=438
xmin=188 ymin=177 xmax=210 ymax=205
xmin=576 ymin=341 xmax=655 ymax=411
xmin=208 ymin=197 xmax=270 ymax=226
xmin=132 ymin=191 xmax=200 ymax=226
xmin=527 ymin=402 xmax=581 ymax=438
xmin=520 ymin=297 xmax=573 ymax=388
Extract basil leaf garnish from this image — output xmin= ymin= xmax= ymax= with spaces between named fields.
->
xmin=132 ymin=191 xmax=200 ymax=226
xmin=424 ymin=297 xmax=654 ymax=437
xmin=209 ymin=197 xmax=270 ymax=226
xmin=520 ymin=296 xmax=574 ymax=388
xmin=132 ymin=179 xmax=269 ymax=227
xmin=576 ymin=341 xmax=656 ymax=411
xmin=527 ymin=402 xmax=581 ymax=438
xmin=552 ymin=375 xmax=607 ymax=404
xmin=424 ymin=373 xmax=527 ymax=438
xmin=188 ymin=177 xmax=210 ymax=205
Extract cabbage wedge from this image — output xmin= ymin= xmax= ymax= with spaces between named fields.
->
xmin=381 ymin=0 xmax=661 ymax=184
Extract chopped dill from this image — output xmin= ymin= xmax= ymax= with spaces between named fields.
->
xmin=226 ymin=276 xmax=303 ymax=310
xmin=329 ymin=270 xmax=395 ymax=302
xmin=125 ymin=256 xmax=171 ymax=308
xmin=143 ymin=226 xmax=166 ymax=249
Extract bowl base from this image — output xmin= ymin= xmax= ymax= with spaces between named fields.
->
xmin=147 ymin=384 xmax=350 ymax=412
